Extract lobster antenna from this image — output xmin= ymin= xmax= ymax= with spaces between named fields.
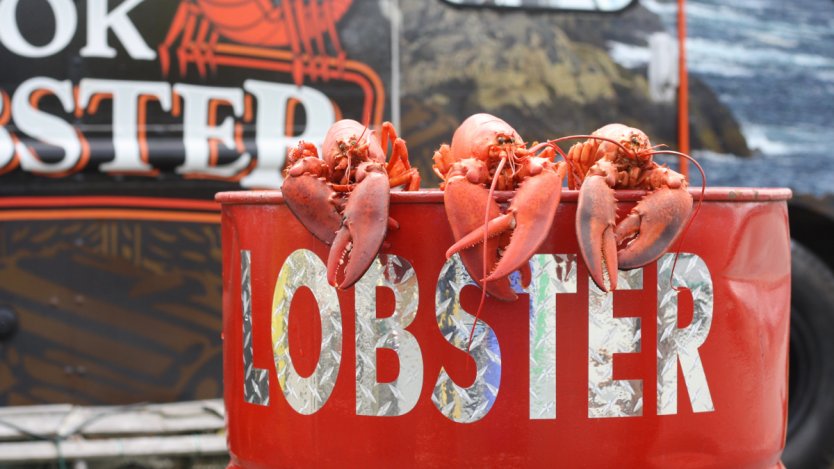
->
xmin=530 ymin=139 xmax=569 ymax=164
xmin=345 ymin=125 xmax=370 ymax=186
xmin=647 ymin=149 xmax=706 ymax=288
xmin=502 ymin=150 xmax=515 ymax=177
xmin=467 ymin=155 xmax=508 ymax=352
xmin=543 ymin=140 xmax=580 ymax=185
xmin=350 ymin=124 xmax=373 ymax=185
xmin=548 ymin=142 xmax=569 ymax=162
xmin=358 ymin=124 xmax=370 ymax=151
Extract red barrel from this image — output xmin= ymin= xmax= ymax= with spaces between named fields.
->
xmin=219 ymin=188 xmax=791 ymax=468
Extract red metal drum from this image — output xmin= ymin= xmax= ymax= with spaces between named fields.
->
xmin=218 ymin=188 xmax=791 ymax=469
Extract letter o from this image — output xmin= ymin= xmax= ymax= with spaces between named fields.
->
xmin=0 ymin=0 xmax=77 ymax=57
xmin=271 ymin=249 xmax=342 ymax=415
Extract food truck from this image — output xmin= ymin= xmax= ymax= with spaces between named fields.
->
xmin=0 ymin=0 xmax=831 ymax=467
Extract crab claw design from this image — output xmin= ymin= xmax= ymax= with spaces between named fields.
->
xmin=577 ymin=175 xmax=693 ymax=292
xmin=326 ymin=164 xmax=391 ymax=289
xmin=446 ymin=164 xmax=566 ymax=284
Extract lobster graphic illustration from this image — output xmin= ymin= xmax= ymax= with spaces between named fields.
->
xmin=159 ymin=0 xmax=384 ymax=125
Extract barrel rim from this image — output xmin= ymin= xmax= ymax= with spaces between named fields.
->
xmin=216 ymin=187 xmax=793 ymax=205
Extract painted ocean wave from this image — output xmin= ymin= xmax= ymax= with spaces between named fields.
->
xmin=624 ymin=0 xmax=834 ymax=193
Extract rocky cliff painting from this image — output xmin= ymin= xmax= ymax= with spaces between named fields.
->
xmin=372 ymin=1 xmax=751 ymax=184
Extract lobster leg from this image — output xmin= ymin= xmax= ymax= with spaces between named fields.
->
xmin=566 ymin=139 xmax=602 ymax=189
xmin=386 ymin=138 xmax=421 ymax=190
xmin=326 ymin=165 xmax=391 ymax=289
xmin=615 ymin=187 xmax=693 ymax=270
xmin=193 ymin=16 xmax=211 ymax=77
xmin=158 ymin=1 xmax=194 ymax=76
xmin=207 ymin=30 xmax=220 ymax=75
xmin=177 ymin=6 xmax=199 ymax=77
xmin=280 ymin=0 xmax=305 ymax=86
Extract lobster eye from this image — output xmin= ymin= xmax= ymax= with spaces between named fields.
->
xmin=631 ymin=136 xmax=639 ymax=146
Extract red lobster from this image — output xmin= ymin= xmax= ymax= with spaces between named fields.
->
xmin=432 ymin=113 xmax=566 ymax=301
xmin=565 ymin=123 xmax=696 ymax=291
xmin=283 ymin=119 xmax=420 ymax=288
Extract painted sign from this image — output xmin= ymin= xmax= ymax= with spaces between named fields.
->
xmin=442 ymin=0 xmax=635 ymax=12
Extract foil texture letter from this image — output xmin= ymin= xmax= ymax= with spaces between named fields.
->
xmin=588 ymin=269 xmax=644 ymax=418
xmin=657 ymin=253 xmax=715 ymax=414
xmin=272 ymin=249 xmax=342 ymax=415
xmin=355 ymin=254 xmax=423 ymax=416
xmin=242 ymin=250 xmax=269 ymax=406
xmin=528 ymin=254 xmax=577 ymax=419
xmin=433 ymin=255 xmax=501 ymax=423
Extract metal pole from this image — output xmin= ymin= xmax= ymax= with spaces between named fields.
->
xmin=678 ymin=0 xmax=690 ymax=178
xmin=390 ymin=0 xmax=401 ymax=130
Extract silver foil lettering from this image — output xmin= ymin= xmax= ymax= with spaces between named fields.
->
xmin=242 ymin=250 xmax=270 ymax=406
xmin=271 ymin=249 xmax=342 ymax=415
xmin=528 ymin=254 xmax=577 ymax=419
xmin=432 ymin=255 xmax=501 ymax=423
xmin=657 ymin=253 xmax=715 ymax=414
xmin=588 ymin=269 xmax=644 ymax=418
xmin=355 ymin=254 xmax=423 ymax=416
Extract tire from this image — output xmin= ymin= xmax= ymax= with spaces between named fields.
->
xmin=782 ymin=242 xmax=834 ymax=469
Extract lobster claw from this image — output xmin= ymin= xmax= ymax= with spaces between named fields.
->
xmin=576 ymin=174 xmax=619 ymax=292
xmin=447 ymin=169 xmax=565 ymax=284
xmin=484 ymin=169 xmax=564 ymax=282
xmin=615 ymin=188 xmax=693 ymax=270
xmin=443 ymin=175 xmax=518 ymax=301
xmin=326 ymin=167 xmax=391 ymax=289
xmin=282 ymin=172 xmax=341 ymax=245
xmin=578 ymin=181 xmax=693 ymax=292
